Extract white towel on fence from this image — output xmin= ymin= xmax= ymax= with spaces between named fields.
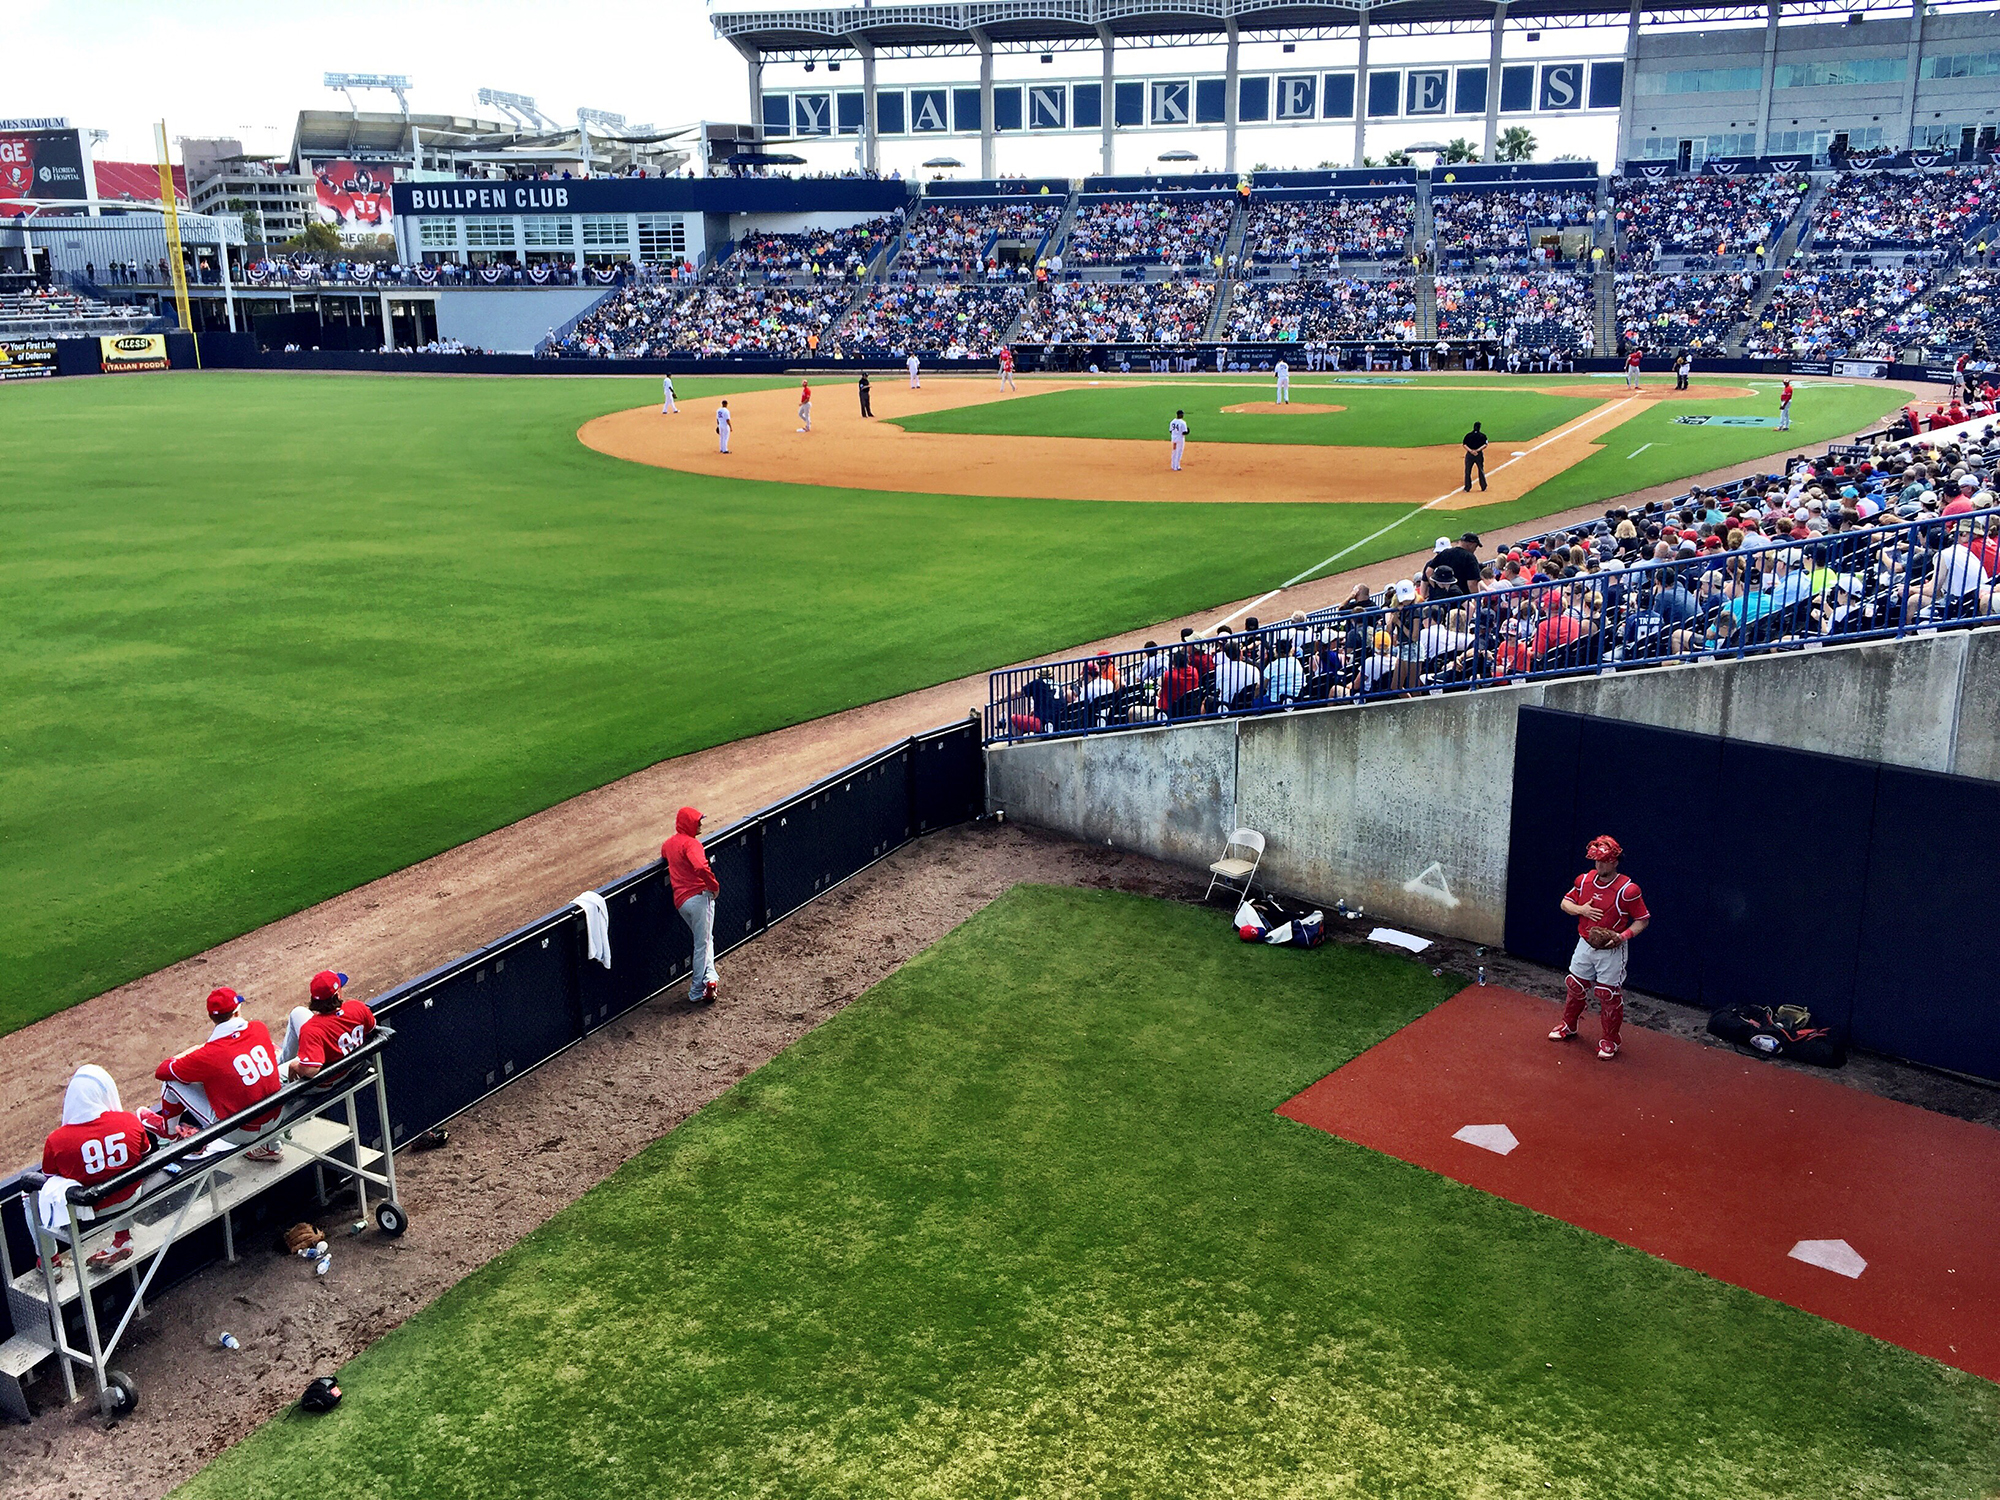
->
xmin=38 ymin=1175 xmax=87 ymax=1232
xmin=574 ymin=891 xmax=612 ymax=969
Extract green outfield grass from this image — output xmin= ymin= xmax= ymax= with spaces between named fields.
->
xmin=175 ymin=887 xmax=2000 ymax=1500
xmin=0 ymin=371 xmax=1901 ymax=1035
xmin=886 ymin=381 xmax=1600 ymax=447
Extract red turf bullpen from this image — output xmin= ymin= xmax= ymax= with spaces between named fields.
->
xmin=1278 ymin=985 xmax=2000 ymax=1382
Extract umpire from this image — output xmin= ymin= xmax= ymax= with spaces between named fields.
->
xmin=1462 ymin=420 xmax=1489 ymax=492
xmin=857 ymin=370 xmax=873 ymax=418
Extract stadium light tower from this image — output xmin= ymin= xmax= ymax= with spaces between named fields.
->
xmin=577 ymin=107 xmax=626 ymax=176
xmin=477 ymin=88 xmax=556 ymax=132
xmin=324 ymin=72 xmax=412 ymax=115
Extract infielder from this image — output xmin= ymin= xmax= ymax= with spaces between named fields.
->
xmin=797 ymin=378 xmax=813 ymax=433
xmin=998 ymin=346 xmax=1016 ymax=391
xmin=907 ymin=352 xmax=921 ymax=389
xmin=1169 ymin=409 xmax=1189 ymax=472
xmin=1274 ymin=358 xmax=1290 ymax=404
xmin=716 ymin=399 xmax=732 ymax=453
xmin=1550 ymin=835 xmax=1650 ymax=1060
xmin=661 ymin=373 xmax=678 ymax=414
xmin=1624 ymin=348 xmax=1643 ymax=389
xmin=1778 ymin=379 xmax=1793 ymax=430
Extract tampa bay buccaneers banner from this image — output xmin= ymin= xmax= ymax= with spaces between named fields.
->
xmin=0 ymin=127 xmax=88 ymax=209
xmin=0 ymin=339 xmax=58 ymax=379
xmin=100 ymin=333 xmax=168 ymax=373
xmin=312 ymin=158 xmax=395 ymax=231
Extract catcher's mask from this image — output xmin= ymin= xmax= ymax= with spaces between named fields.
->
xmin=301 ymin=1377 xmax=342 ymax=1413
xmin=1585 ymin=835 xmax=1623 ymax=862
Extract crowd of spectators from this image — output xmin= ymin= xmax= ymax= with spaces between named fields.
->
xmin=1898 ymin=267 xmax=2000 ymax=356
xmin=715 ymin=213 xmax=904 ymax=279
xmin=1015 ymin=279 xmax=1216 ymax=342
xmin=548 ymin=282 xmax=848 ymax=358
xmin=1433 ymin=187 xmax=1596 ymax=264
xmin=1434 ymin=273 xmax=1595 ymax=352
xmin=835 ymin=281 xmax=1029 ymax=357
xmin=0 ymin=286 xmax=140 ymax=328
xmin=1613 ymin=173 xmax=1807 ymax=260
xmin=1240 ymin=194 xmax=1414 ymax=263
xmin=995 ymin=423 xmax=2000 ymax=734
xmin=1061 ymin=196 xmax=1235 ymax=267
xmin=1615 ymin=270 xmax=1756 ymax=352
xmin=1741 ymin=265 xmax=1930 ymax=359
xmin=1226 ymin=277 xmax=1418 ymax=341
xmin=894 ymin=200 xmax=1065 ymax=274
xmin=1810 ymin=165 xmax=1999 ymax=249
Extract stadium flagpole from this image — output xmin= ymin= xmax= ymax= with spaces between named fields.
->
xmin=153 ymin=120 xmax=199 ymax=368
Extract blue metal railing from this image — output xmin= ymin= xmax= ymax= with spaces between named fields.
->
xmin=983 ymin=506 xmax=2000 ymax=746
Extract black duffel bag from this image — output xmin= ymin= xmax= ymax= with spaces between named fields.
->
xmin=1707 ymin=1002 xmax=1847 ymax=1068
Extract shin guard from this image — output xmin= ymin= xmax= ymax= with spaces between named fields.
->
xmin=1562 ymin=974 xmax=1590 ymax=1031
xmin=1594 ymin=986 xmax=1624 ymax=1048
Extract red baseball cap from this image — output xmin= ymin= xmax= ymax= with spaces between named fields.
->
xmin=206 ymin=987 xmax=244 ymax=1020
xmin=309 ymin=970 xmax=349 ymax=1002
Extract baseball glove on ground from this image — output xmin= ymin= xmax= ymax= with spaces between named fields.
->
xmin=284 ymin=1222 xmax=324 ymax=1256
xmin=1584 ymin=926 xmax=1623 ymax=949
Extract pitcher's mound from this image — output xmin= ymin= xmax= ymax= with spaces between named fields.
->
xmin=1220 ymin=401 xmax=1348 ymax=415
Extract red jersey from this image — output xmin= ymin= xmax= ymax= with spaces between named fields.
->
xmin=1626 ymin=352 xmax=1641 ymax=369
xmin=1567 ymin=870 xmax=1649 ymax=939
xmin=156 ymin=1018 xmax=282 ymax=1127
xmin=296 ymin=1000 xmax=378 ymax=1071
xmin=42 ymin=1114 xmax=151 ymax=1209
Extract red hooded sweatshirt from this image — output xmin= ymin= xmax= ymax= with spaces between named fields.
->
xmin=662 ymin=807 xmax=719 ymax=909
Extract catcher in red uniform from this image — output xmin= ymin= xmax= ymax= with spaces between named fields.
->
xmin=1550 ymin=835 xmax=1650 ymax=1059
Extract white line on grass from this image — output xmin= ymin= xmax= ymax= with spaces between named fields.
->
xmin=1627 ymin=443 xmax=1653 ymax=459
xmin=1209 ymin=396 xmax=1638 ymax=628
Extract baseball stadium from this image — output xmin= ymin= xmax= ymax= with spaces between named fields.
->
xmin=4 ymin=1 xmax=2000 ymax=1496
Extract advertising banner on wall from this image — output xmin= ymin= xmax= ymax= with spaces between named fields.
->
xmin=0 ymin=126 xmax=87 ymax=207
xmin=100 ymin=333 xmax=169 ymax=373
xmin=0 ymin=339 xmax=58 ymax=379
xmin=312 ymin=159 xmax=396 ymax=231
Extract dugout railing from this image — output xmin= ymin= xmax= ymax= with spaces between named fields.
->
xmin=983 ymin=507 xmax=2000 ymax=746
xmin=0 ymin=718 xmax=983 ymax=1375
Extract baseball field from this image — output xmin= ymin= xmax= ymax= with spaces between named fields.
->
xmin=171 ymin=887 xmax=2000 ymax=1499
xmin=0 ymin=368 xmax=1901 ymax=1038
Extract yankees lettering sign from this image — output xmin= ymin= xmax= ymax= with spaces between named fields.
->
xmin=0 ymin=127 xmax=87 ymax=206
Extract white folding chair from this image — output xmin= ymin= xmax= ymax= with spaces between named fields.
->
xmin=1205 ymin=828 xmax=1266 ymax=904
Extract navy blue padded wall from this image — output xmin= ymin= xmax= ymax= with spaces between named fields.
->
xmin=1851 ymin=766 xmax=2000 ymax=1079
xmin=1504 ymin=706 xmax=1583 ymax=970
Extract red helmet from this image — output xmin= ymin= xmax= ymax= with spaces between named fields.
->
xmin=1585 ymin=835 xmax=1623 ymax=862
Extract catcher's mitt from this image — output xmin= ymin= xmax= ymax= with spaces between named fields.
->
xmin=1584 ymin=926 xmax=1622 ymax=950
xmin=283 ymin=1222 xmax=324 ymax=1256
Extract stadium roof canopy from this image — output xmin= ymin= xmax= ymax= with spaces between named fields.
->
xmin=711 ymin=0 xmax=1967 ymax=52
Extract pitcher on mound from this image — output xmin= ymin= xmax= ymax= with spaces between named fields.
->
xmin=1550 ymin=835 xmax=1649 ymax=1059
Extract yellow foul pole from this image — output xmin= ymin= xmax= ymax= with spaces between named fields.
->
xmin=153 ymin=120 xmax=198 ymax=367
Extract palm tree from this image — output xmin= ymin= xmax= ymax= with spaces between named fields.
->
xmin=1444 ymin=137 xmax=1481 ymax=164
xmin=1496 ymin=126 xmax=1537 ymax=163
xmin=1382 ymin=150 xmax=1413 ymax=167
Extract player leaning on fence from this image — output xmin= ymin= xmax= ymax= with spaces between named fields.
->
xmin=664 ymin=807 xmax=721 ymax=1005
xmin=1549 ymin=835 xmax=1649 ymax=1061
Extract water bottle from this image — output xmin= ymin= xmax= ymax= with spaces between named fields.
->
xmin=1477 ymin=966 xmax=1487 ymax=986
xmin=219 ymin=1333 xmax=240 ymax=1351
xmin=315 ymin=1253 xmax=332 ymax=1277
xmin=1335 ymin=898 xmax=1348 ymax=920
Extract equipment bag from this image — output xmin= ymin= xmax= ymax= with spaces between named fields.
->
xmin=1706 ymin=1003 xmax=1847 ymax=1068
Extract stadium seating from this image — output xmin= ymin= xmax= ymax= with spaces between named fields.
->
xmin=834 ymin=281 xmax=1029 ymax=357
xmin=1612 ymin=172 xmax=1806 ymax=260
xmin=1432 ymin=186 xmax=1596 ymax=266
xmin=1015 ymin=279 xmax=1215 ymax=342
xmin=1899 ymin=266 xmax=2000 ymax=357
xmin=1060 ymin=197 xmax=1234 ymax=268
xmin=894 ymin=199 xmax=1064 ymax=275
xmin=1614 ymin=270 xmax=1756 ymax=352
xmin=0 ymin=287 xmax=152 ymax=335
xmin=1239 ymin=194 xmax=1414 ymax=263
xmin=1741 ymin=265 xmax=1931 ymax=360
xmin=1225 ymin=277 xmax=1417 ymax=342
xmin=714 ymin=213 xmax=904 ymax=279
xmin=550 ymin=282 xmax=851 ymax=357
xmin=1433 ymin=273 xmax=1595 ymax=352
xmin=1810 ymin=165 xmax=2000 ymax=250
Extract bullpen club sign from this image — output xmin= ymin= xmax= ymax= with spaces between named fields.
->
xmin=0 ymin=339 xmax=57 ymax=379
xmin=0 ymin=126 xmax=87 ymax=203
xmin=100 ymin=333 xmax=168 ymax=373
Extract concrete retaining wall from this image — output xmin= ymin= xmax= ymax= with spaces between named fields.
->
xmin=986 ymin=627 xmax=2000 ymax=945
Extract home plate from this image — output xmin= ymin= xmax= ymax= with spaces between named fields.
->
xmin=1789 ymin=1239 xmax=1867 ymax=1279
xmin=1453 ymin=1123 xmax=1519 ymax=1155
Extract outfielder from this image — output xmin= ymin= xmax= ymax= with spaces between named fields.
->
xmin=716 ymin=399 xmax=731 ymax=453
xmin=1550 ymin=835 xmax=1650 ymax=1059
xmin=661 ymin=373 xmax=678 ymax=414
xmin=1169 ymin=410 xmax=1189 ymax=472
xmin=1274 ymin=358 xmax=1290 ymax=404
xmin=907 ymin=352 xmax=921 ymax=389
xmin=797 ymin=378 xmax=813 ymax=433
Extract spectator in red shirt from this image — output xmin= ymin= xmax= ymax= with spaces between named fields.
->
xmin=41 ymin=1064 xmax=152 ymax=1269
xmin=1157 ymin=648 xmax=1203 ymax=717
xmin=663 ymin=807 xmax=720 ymax=1005
xmin=281 ymin=970 xmax=378 ymax=1082
xmin=154 ymin=988 xmax=284 ymax=1159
